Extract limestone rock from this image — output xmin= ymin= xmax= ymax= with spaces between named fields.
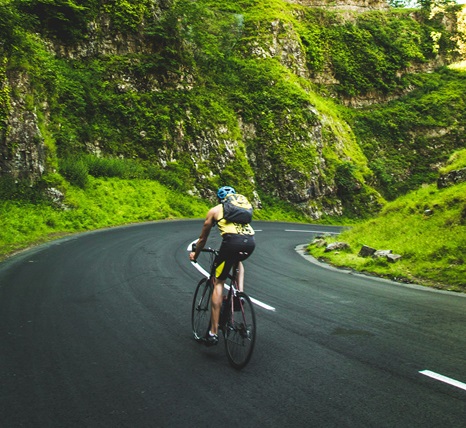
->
xmin=324 ymin=241 xmax=350 ymax=252
xmin=358 ymin=245 xmax=376 ymax=257
xmin=437 ymin=168 xmax=466 ymax=189
xmin=386 ymin=253 xmax=402 ymax=263
xmin=373 ymin=249 xmax=392 ymax=258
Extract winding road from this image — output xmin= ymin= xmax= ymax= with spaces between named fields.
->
xmin=1 ymin=220 xmax=465 ymax=427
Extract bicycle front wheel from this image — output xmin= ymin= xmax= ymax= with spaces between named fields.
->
xmin=224 ymin=292 xmax=256 ymax=369
xmin=191 ymin=278 xmax=212 ymax=342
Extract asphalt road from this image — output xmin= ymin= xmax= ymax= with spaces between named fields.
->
xmin=0 ymin=220 xmax=465 ymax=427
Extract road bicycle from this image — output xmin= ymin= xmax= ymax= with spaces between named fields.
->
xmin=191 ymin=247 xmax=256 ymax=370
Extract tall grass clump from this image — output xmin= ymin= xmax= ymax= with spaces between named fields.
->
xmin=59 ymin=155 xmax=152 ymax=188
xmin=83 ymin=155 xmax=146 ymax=179
xmin=59 ymin=157 xmax=89 ymax=188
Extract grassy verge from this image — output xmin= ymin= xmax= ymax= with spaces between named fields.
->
xmin=307 ymin=181 xmax=466 ymax=293
xmin=0 ymin=176 xmax=312 ymax=261
xmin=0 ymin=178 xmax=207 ymax=259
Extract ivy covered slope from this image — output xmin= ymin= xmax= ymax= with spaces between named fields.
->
xmin=345 ymin=67 xmax=466 ymax=201
xmin=308 ymin=148 xmax=466 ymax=293
xmin=1 ymin=0 xmax=464 ymax=220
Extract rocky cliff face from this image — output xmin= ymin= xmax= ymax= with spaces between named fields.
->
xmin=1 ymin=71 xmax=45 ymax=182
xmin=286 ymin=0 xmax=388 ymax=11
xmin=0 ymin=0 xmax=458 ymax=218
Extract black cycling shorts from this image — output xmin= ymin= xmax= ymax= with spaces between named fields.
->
xmin=213 ymin=234 xmax=255 ymax=280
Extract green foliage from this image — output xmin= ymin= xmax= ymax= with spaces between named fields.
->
xmin=59 ymin=154 xmax=177 ymax=189
xmin=3 ymin=0 xmax=462 ymax=207
xmin=388 ymin=0 xmax=412 ymax=7
xmin=16 ymin=0 xmax=99 ymax=43
xmin=335 ymin=162 xmax=360 ymax=198
xmin=297 ymin=6 xmax=461 ymax=97
xmin=254 ymin=193 xmax=311 ymax=222
xmin=0 ymin=1 xmax=24 ymax=55
xmin=149 ymin=159 xmax=194 ymax=191
xmin=102 ymin=0 xmax=153 ymax=33
xmin=333 ymin=161 xmax=384 ymax=218
xmin=59 ymin=156 xmax=89 ymax=188
xmin=333 ymin=13 xmax=433 ymax=96
xmin=417 ymin=0 xmax=458 ymax=10
xmin=298 ymin=22 xmax=326 ymax=73
xmin=346 ymin=67 xmax=466 ymax=199
xmin=84 ymin=155 xmax=146 ymax=179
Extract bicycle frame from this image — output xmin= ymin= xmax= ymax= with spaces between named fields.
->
xmin=218 ymin=262 xmax=242 ymax=328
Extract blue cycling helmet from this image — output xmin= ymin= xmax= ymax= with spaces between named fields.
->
xmin=217 ymin=186 xmax=236 ymax=201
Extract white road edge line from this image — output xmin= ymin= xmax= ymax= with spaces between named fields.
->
xmin=187 ymin=240 xmax=276 ymax=312
xmin=419 ymin=370 xmax=466 ymax=391
xmin=285 ymin=229 xmax=339 ymax=234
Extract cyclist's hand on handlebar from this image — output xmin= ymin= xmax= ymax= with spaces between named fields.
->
xmin=189 ymin=243 xmax=197 ymax=262
xmin=189 ymin=251 xmax=197 ymax=262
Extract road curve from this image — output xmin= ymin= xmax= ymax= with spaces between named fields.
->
xmin=0 ymin=220 xmax=465 ymax=427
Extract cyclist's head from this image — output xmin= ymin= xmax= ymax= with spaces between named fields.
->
xmin=217 ymin=186 xmax=236 ymax=201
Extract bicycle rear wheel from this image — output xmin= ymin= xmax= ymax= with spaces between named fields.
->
xmin=191 ymin=278 xmax=212 ymax=342
xmin=224 ymin=292 xmax=256 ymax=369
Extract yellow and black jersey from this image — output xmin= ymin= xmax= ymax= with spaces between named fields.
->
xmin=216 ymin=205 xmax=254 ymax=236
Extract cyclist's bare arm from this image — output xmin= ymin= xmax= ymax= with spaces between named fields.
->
xmin=189 ymin=205 xmax=220 ymax=261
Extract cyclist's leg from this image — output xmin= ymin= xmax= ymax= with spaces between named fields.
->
xmin=235 ymin=237 xmax=256 ymax=292
xmin=210 ymin=277 xmax=224 ymax=336
xmin=211 ymin=234 xmax=255 ymax=334
xmin=237 ymin=261 xmax=244 ymax=292
xmin=211 ymin=241 xmax=235 ymax=336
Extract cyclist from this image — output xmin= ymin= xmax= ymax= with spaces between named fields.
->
xmin=189 ymin=186 xmax=255 ymax=346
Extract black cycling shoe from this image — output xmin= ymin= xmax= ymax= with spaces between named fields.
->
xmin=204 ymin=333 xmax=219 ymax=347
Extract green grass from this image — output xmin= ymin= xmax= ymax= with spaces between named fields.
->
xmin=0 ymin=178 xmax=209 ymax=259
xmin=439 ymin=148 xmax=466 ymax=174
xmin=308 ymin=180 xmax=466 ymax=292
xmin=0 ymin=176 xmax=311 ymax=260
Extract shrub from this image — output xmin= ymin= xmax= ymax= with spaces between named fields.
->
xmin=59 ymin=157 xmax=89 ymax=188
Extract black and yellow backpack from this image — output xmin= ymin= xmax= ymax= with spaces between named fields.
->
xmin=221 ymin=194 xmax=253 ymax=224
